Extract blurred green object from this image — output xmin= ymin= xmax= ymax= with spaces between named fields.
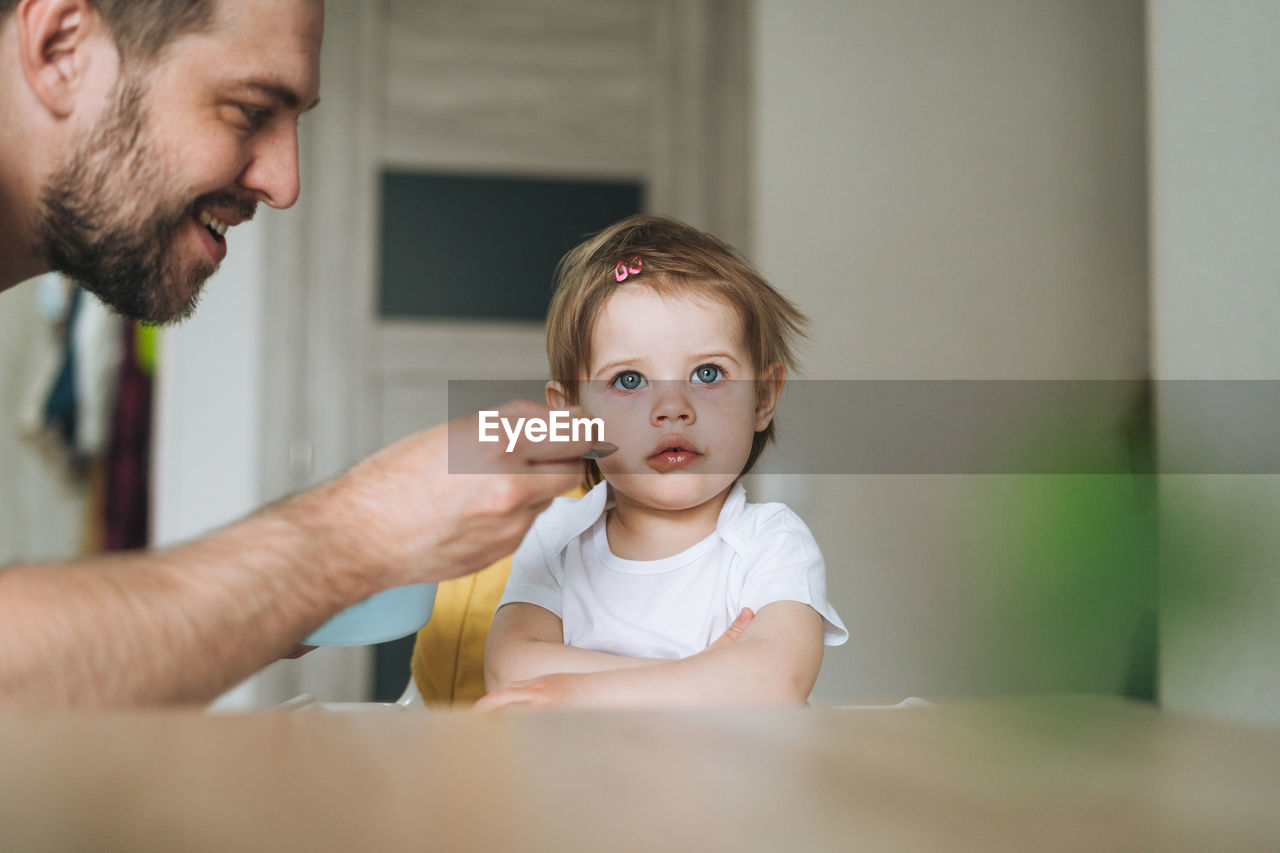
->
xmin=975 ymin=473 xmax=1157 ymax=699
xmin=970 ymin=385 xmax=1158 ymax=699
xmin=134 ymin=322 xmax=158 ymax=376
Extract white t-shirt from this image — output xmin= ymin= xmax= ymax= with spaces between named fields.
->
xmin=498 ymin=482 xmax=848 ymax=660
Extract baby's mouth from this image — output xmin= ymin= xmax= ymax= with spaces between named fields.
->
xmin=646 ymin=437 xmax=703 ymax=472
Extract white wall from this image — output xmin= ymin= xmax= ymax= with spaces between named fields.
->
xmin=152 ymin=213 xmax=266 ymax=709
xmin=752 ymin=0 xmax=1151 ymax=701
xmin=152 ymin=222 xmax=264 ymax=550
xmin=1150 ymin=0 xmax=1280 ymax=727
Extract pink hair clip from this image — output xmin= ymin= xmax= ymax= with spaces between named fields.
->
xmin=614 ymin=256 xmax=643 ymax=282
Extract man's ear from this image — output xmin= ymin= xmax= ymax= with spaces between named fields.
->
xmin=754 ymin=363 xmax=786 ymax=431
xmin=17 ymin=0 xmax=110 ymax=118
xmin=546 ymin=380 xmax=568 ymax=410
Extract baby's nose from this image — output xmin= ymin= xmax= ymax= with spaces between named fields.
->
xmin=651 ymin=386 xmax=696 ymax=424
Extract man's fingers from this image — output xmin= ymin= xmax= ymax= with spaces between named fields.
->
xmin=505 ymin=472 xmax=587 ymax=511
xmin=473 ymin=400 xmax=617 ymax=463
xmin=453 ymin=400 xmax=616 ymax=477
xmin=491 ymin=400 xmax=616 ymax=462
xmin=525 ymin=497 xmax=555 ymax=516
xmin=516 ymin=439 xmax=618 ymax=465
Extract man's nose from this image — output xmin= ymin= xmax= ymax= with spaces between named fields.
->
xmin=237 ymin=123 xmax=301 ymax=210
xmin=650 ymin=384 xmax=696 ymax=426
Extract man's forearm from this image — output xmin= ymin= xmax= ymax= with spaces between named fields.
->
xmin=0 ymin=487 xmax=373 ymax=708
xmin=0 ymin=402 xmax=595 ymax=709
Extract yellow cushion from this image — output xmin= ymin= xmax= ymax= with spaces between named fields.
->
xmin=410 ymin=487 xmax=586 ymax=707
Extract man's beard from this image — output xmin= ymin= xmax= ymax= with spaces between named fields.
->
xmin=36 ymin=78 xmax=255 ymax=325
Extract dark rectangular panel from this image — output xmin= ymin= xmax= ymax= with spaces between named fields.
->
xmin=379 ymin=172 xmax=644 ymax=320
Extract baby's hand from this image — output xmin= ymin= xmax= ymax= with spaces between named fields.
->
xmin=708 ymin=608 xmax=755 ymax=650
xmin=473 ymin=672 xmax=586 ymax=711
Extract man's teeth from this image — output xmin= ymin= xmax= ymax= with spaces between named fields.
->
xmin=197 ymin=210 xmax=229 ymax=236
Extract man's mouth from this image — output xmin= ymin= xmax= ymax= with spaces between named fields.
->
xmin=646 ymin=436 xmax=703 ymax=472
xmin=197 ymin=209 xmax=231 ymax=240
xmin=190 ymin=208 xmax=233 ymax=263
xmin=190 ymin=198 xmax=256 ymax=262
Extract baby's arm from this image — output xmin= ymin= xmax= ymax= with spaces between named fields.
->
xmin=486 ymin=603 xmax=759 ymax=693
xmin=476 ymin=601 xmax=822 ymax=710
xmin=484 ymin=602 xmax=664 ymax=692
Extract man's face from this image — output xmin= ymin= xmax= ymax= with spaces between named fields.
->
xmin=37 ymin=0 xmax=322 ymax=324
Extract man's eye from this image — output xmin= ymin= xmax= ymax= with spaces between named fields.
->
xmin=611 ymin=371 xmax=646 ymax=391
xmin=238 ymin=105 xmax=272 ymax=129
xmin=691 ymin=364 xmax=724 ymax=384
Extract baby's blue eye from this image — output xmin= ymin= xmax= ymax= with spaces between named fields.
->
xmin=692 ymin=364 xmax=723 ymax=384
xmin=612 ymin=371 xmax=646 ymax=391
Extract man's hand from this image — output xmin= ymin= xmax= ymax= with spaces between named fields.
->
xmin=311 ymin=400 xmax=613 ymax=590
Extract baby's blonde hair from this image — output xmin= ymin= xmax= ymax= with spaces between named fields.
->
xmin=546 ymin=214 xmax=808 ymax=480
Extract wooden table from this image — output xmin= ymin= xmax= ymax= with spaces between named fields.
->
xmin=2 ymin=697 xmax=1277 ymax=851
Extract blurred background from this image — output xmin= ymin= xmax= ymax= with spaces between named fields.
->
xmin=1 ymin=0 xmax=1276 ymax=724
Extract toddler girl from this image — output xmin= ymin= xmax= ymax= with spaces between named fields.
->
xmin=477 ymin=214 xmax=846 ymax=709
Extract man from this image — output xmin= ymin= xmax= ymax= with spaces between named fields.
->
xmin=0 ymin=0 xmax=603 ymax=707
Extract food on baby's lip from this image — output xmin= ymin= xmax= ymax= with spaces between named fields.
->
xmin=646 ymin=435 xmax=704 ymax=472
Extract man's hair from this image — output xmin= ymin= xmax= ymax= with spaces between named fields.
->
xmin=0 ymin=0 xmax=216 ymax=65
xmin=547 ymin=213 xmax=809 ymax=480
